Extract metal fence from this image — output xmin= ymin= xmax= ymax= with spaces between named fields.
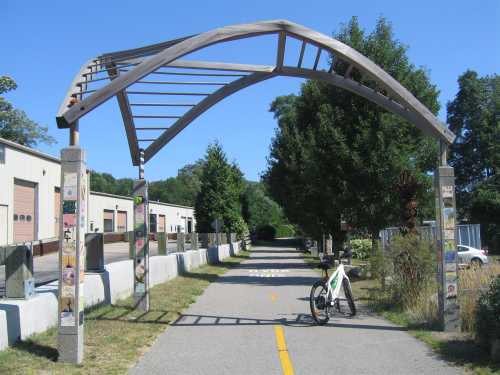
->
xmin=380 ymin=224 xmax=481 ymax=251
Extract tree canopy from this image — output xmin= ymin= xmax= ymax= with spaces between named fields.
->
xmin=0 ymin=76 xmax=55 ymax=147
xmin=448 ymin=71 xmax=499 ymax=252
xmin=264 ymin=16 xmax=440 ymax=248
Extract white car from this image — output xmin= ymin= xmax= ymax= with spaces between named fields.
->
xmin=457 ymin=245 xmax=489 ymax=266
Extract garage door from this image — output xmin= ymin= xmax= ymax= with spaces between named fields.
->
xmin=14 ymin=179 xmax=36 ymax=242
xmin=158 ymin=214 xmax=166 ymax=233
xmin=117 ymin=211 xmax=127 ymax=232
xmin=0 ymin=205 xmax=8 ymax=245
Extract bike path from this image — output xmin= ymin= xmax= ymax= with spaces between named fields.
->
xmin=130 ymin=245 xmax=462 ymax=375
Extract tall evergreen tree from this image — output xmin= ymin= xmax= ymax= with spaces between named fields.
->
xmin=447 ymin=71 xmax=499 ymax=252
xmin=195 ymin=142 xmax=245 ymax=233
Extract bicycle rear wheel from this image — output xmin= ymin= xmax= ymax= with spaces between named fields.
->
xmin=342 ymin=278 xmax=356 ymax=316
xmin=309 ymin=280 xmax=330 ymax=325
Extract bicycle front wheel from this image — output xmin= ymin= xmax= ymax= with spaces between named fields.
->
xmin=342 ymin=278 xmax=356 ymax=316
xmin=309 ymin=280 xmax=330 ymax=325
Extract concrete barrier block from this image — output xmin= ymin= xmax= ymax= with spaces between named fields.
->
xmin=0 ymin=289 xmax=58 ymax=345
xmin=84 ymin=272 xmax=109 ymax=307
xmin=105 ymin=260 xmax=133 ymax=304
xmin=164 ymin=254 xmax=179 ymax=281
xmin=150 ymin=256 xmax=178 ymax=287
xmin=0 ymin=310 xmax=8 ymax=351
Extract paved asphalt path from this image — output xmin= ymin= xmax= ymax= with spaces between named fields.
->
xmin=130 ymin=245 xmax=462 ymax=375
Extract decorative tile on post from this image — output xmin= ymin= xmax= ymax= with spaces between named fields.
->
xmin=435 ymin=165 xmax=460 ymax=331
xmin=133 ymin=179 xmax=149 ymax=312
xmin=58 ymin=147 xmax=87 ymax=364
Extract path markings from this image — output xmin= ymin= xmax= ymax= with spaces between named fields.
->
xmin=248 ymin=269 xmax=289 ymax=278
xmin=274 ymin=325 xmax=295 ymax=375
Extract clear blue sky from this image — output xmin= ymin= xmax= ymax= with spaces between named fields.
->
xmin=1 ymin=0 xmax=498 ymax=181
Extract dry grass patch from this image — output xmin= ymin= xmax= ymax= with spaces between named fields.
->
xmin=458 ymin=263 xmax=500 ymax=333
xmin=0 ymin=251 xmax=249 ymax=375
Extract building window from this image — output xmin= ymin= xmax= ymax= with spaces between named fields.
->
xmin=0 ymin=144 xmax=4 ymax=164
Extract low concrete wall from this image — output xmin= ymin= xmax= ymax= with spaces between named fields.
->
xmin=0 ymin=241 xmax=241 ymax=351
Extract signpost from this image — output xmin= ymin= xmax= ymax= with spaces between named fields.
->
xmin=133 ymin=150 xmax=150 ymax=311
xmin=435 ymin=143 xmax=460 ymax=331
xmin=58 ymin=145 xmax=87 ymax=363
xmin=211 ymin=218 xmax=221 ymax=246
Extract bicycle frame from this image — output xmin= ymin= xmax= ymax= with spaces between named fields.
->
xmin=322 ymin=263 xmax=350 ymax=304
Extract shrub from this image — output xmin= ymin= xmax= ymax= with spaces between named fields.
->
xmin=475 ymin=276 xmax=500 ymax=347
xmin=459 ymin=263 xmax=500 ymax=333
xmin=255 ymin=224 xmax=276 ymax=241
xmin=350 ymin=239 xmax=372 ymax=260
xmin=386 ymin=235 xmax=436 ymax=309
xmin=275 ymin=224 xmax=296 ymax=238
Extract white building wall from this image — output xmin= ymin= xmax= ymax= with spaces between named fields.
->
xmin=0 ymin=139 xmax=61 ymax=244
xmin=0 ymin=138 xmax=195 ymax=245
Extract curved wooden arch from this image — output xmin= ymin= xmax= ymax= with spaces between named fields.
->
xmin=57 ymin=19 xmax=455 ymax=165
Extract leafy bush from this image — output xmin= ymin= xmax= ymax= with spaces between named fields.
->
xmin=475 ymin=276 xmax=500 ymax=347
xmin=386 ymin=235 xmax=436 ymax=309
xmin=232 ymin=216 xmax=249 ymax=241
xmin=350 ymin=239 xmax=371 ymax=260
xmin=275 ymin=224 xmax=296 ymax=238
xmin=255 ymin=224 xmax=276 ymax=241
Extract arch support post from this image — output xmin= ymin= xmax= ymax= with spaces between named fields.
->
xmin=435 ymin=140 xmax=460 ymax=331
xmin=133 ymin=149 xmax=150 ymax=311
xmin=58 ymin=121 xmax=87 ymax=363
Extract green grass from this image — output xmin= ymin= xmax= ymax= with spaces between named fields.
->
xmin=0 ymin=251 xmax=249 ymax=375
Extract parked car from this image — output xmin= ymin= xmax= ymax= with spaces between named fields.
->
xmin=457 ymin=245 xmax=489 ymax=266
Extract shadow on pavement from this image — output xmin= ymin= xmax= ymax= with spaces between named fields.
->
xmin=172 ymin=312 xmax=408 ymax=331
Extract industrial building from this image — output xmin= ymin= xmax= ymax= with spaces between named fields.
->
xmin=0 ymin=137 xmax=195 ymax=246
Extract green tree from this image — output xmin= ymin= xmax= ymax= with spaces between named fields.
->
xmin=90 ymin=171 xmax=133 ymax=196
xmin=447 ymin=71 xmax=499 ymax=252
xmin=149 ymin=160 xmax=204 ymax=206
xmin=0 ymin=76 xmax=55 ymax=146
xmin=265 ymin=17 xmax=440 ymax=252
xmin=195 ymin=142 xmax=245 ymax=233
xmin=448 ymin=71 xmax=499 ymax=213
xmin=241 ymin=181 xmax=295 ymax=236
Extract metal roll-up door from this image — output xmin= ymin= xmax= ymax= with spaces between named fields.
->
xmin=14 ymin=179 xmax=37 ymax=242
xmin=117 ymin=211 xmax=127 ymax=232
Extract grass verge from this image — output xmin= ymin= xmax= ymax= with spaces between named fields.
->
xmin=0 ymin=251 xmax=249 ymax=375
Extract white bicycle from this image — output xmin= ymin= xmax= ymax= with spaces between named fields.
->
xmin=309 ymin=257 xmax=356 ymax=325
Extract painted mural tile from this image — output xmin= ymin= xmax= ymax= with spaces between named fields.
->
xmin=60 ymin=297 xmax=75 ymax=326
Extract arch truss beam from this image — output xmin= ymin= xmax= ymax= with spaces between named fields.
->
xmin=56 ymin=19 xmax=455 ymax=165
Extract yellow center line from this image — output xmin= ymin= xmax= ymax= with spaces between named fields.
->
xmin=274 ymin=325 xmax=295 ymax=375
